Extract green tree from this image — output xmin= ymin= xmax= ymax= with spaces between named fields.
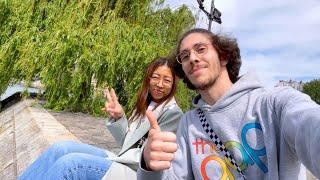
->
xmin=0 ymin=0 xmax=196 ymax=114
xmin=303 ymin=79 xmax=320 ymax=104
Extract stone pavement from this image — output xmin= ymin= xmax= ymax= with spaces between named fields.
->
xmin=48 ymin=110 xmax=121 ymax=153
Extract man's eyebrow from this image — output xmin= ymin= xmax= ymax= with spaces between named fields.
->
xmin=180 ymin=42 xmax=206 ymax=52
xmin=193 ymin=42 xmax=207 ymax=47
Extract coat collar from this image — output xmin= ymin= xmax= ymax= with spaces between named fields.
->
xmin=118 ymin=97 xmax=177 ymax=155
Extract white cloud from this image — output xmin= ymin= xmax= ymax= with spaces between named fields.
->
xmin=241 ymin=51 xmax=320 ymax=87
xmin=165 ymin=0 xmax=320 ymax=87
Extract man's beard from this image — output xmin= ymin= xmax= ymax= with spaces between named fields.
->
xmin=192 ymin=76 xmax=217 ymax=91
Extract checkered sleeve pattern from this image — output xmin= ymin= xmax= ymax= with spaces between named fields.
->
xmin=197 ymin=109 xmax=246 ymax=179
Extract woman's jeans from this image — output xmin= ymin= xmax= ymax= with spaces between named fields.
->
xmin=18 ymin=141 xmax=112 ymax=180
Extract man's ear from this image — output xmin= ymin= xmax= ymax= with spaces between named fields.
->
xmin=220 ymin=55 xmax=228 ymax=66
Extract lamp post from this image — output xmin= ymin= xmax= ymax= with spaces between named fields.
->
xmin=196 ymin=0 xmax=222 ymax=31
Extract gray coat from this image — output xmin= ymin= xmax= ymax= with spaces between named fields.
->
xmin=102 ymin=97 xmax=183 ymax=180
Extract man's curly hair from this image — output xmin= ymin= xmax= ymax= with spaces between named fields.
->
xmin=172 ymin=28 xmax=242 ymax=90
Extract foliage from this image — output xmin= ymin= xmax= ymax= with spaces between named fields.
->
xmin=303 ymin=79 xmax=320 ymax=104
xmin=0 ymin=0 xmax=196 ymax=115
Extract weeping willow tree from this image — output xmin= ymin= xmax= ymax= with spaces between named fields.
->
xmin=303 ymin=79 xmax=320 ymax=104
xmin=0 ymin=0 xmax=196 ymax=115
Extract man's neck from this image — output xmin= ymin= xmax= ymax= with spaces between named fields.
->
xmin=199 ymin=71 xmax=233 ymax=106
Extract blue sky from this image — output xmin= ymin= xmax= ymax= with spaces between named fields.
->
xmin=164 ymin=0 xmax=320 ymax=87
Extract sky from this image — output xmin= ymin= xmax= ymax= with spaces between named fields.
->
xmin=164 ymin=0 xmax=320 ymax=88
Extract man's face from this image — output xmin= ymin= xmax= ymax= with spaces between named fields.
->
xmin=179 ymin=33 xmax=223 ymax=90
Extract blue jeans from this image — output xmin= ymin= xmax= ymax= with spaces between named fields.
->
xmin=18 ymin=141 xmax=112 ymax=180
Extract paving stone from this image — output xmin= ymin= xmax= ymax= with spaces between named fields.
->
xmin=0 ymin=106 xmax=15 ymax=178
xmin=0 ymin=131 xmax=14 ymax=175
xmin=0 ymin=164 xmax=15 ymax=180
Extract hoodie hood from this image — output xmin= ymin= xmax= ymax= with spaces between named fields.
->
xmin=192 ymin=72 xmax=263 ymax=112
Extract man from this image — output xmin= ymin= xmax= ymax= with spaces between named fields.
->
xmin=137 ymin=28 xmax=320 ymax=179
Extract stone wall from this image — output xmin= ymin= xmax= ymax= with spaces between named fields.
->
xmin=0 ymin=100 xmax=78 ymax=179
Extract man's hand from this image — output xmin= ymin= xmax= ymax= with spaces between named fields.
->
xmin=143 ymin=110 xmax=177 ymax=171
xmin=101 ymin=88 xmax=124 ymax=119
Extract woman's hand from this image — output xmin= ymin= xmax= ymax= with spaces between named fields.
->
xmin=101 ymin=88 xmax=124 ymax=120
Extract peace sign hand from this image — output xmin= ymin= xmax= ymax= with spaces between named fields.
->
xmin=101 ymin=88 xmax=124 ymax=120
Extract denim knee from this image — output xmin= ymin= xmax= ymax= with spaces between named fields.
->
xmin=52 ymin=153 xmax=109 ymax=177
xmin=54 ymin=153 xmax=84 ymax=168
xmin=49 ymin=140 xmax=79 ymax=156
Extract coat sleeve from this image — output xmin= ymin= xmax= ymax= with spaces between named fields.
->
xmin=137 ymin=112 xmax=194 ymax=180
xmin=106 ymin=116 xmax=128 ymax=146
xmin=273 ymin=87 xmax=320 ymax=177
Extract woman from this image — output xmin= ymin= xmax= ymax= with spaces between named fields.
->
xmin=18 ymin=57 xmax=183 ymax=180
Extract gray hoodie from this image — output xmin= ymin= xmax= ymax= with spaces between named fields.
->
xmin=137 ymin=73 xmax=320 ymax=180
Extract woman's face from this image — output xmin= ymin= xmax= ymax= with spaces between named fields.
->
xmin=149 ymin=65 xmax=174 ymax=103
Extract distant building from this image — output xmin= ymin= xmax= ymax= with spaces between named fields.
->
xmin=275 ymin=80 xmax=304 ymax=91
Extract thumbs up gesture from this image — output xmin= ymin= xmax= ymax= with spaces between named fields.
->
xmin=101 ymin=88 xmax=124 ymax=119
xmin=143 ymin=110 xmax=177 ymax=171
